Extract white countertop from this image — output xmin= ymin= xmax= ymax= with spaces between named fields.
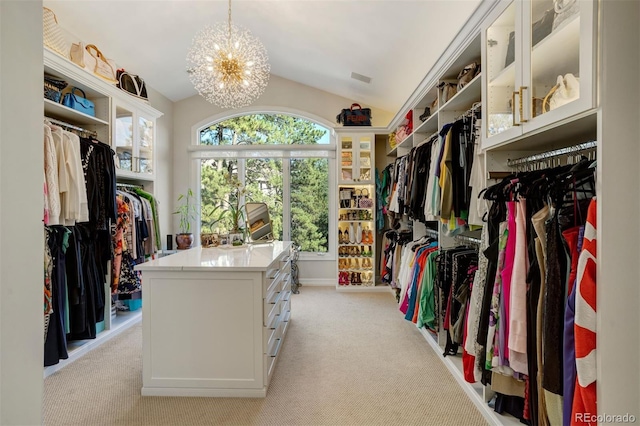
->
xmin=136 ymin=241 xmax=292 ymax=272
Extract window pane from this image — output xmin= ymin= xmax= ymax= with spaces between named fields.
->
xmin=245 ymin=158 xmax=283 ymax=240
xmin=200 ymin=159 xmax=240 ymax=233
xmin=196 ymin=114 xmax=333 ymax=256
xmin=291 ymin=158 xmax=329 ymax=252
xmin=199 ymin=114 xmax=329 ymax=146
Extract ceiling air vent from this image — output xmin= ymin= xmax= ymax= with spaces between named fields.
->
xmin=351 ymin=72 xmax=372 ymax=84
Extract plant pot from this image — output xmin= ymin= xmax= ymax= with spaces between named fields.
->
xmin=175 ymin=233 xmax=194 ymax=250
xmin=229 ymin=232 xmax=245 ymax=246
xmin=200 ymin=233 xmax=220 ymax=248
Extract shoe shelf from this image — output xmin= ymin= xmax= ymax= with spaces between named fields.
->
xmin=337 ymin=180 xmax=384 ymax=291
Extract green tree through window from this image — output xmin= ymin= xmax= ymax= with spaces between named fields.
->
xmin=199 ymin=114 xmax=330 ymax=253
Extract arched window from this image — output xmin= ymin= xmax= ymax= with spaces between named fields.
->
xmin=192 ymin=113 xmax=335 ymax=256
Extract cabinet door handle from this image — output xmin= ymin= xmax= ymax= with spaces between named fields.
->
xmin=519 ymin=86 xmax=528 ymax=123
xmin=512 ymin=91 xmax=521 ymax=126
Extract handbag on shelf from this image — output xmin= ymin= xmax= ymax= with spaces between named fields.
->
xmin=505 ymin=31 xmax=516 ymax=68
xmin=117 ymin=69 xmax=149 ymax=101
xmin=404 ymin=110 xmax=413 ymax=134
xmin=336 ymin=103 xmax=372 ymax=126
xmin=44 ymin=74 xmax=68 ymax=102
xmin=457 ymin=62 xmax=480 ymax=91
xmin=532 ymin=8 xmax=556 ymax=47
xmin=43 ymin=7 xmax=70 ymax=58
xmin=389 ymin=132 xmax=397 ymax=149
xmin=339 ymin=188 xmax=354 ymax=208
xmin=543 ymin=73 xmax=580 ymax=113
xmin=430 ymin=97 xmax=439 ymax=113
xmin=62 ymin=87 xmax=96 ymax=117
xmin=553 ymin=0 xmax=579 ymax=31
xmin=437 ymin=81 xmax=458 ymax=104
xmin=70 ymin=42 xmax=118 ymax=84
xmin=396 ymin=125 xmax=410 ymax=144
xmin=505 ymin=7 xmax=555 ymax=68
xmin=358 ymin=189 xmax=374 ymax=209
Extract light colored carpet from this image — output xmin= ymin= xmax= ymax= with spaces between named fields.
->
xmin=44 ymin=286 xmax=488 ymax=426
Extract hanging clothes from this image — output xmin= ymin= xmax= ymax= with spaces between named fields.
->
xmin=572 ymin=198 xmax=597 ymax=425
xmin=42 ymin=127 xmax=119 ymax=366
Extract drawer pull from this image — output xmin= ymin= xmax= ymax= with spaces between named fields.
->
xmin=269 ymin=338 xmax=282 ymax=358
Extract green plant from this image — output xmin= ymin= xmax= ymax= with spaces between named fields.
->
xmin=173 ymin=188 xmax=198 ymax=234
xmin=223 ymin=172 xmax=247 ymax=233
xmin=201 ymin=204 xmax=227 ymax=234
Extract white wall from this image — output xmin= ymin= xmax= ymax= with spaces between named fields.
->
xmin=147 ymin=86 xmax=173 ymax=248
xmin=597 ymin=0 xmax=640 ymax=419
xmin=0 ymin=1 xmax=44 ymax=424
xmin=173 ymin=75 xmax=394 ymax=282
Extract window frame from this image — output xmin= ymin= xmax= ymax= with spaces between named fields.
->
xmin=189 ymin=110 xmax=337 ymax=261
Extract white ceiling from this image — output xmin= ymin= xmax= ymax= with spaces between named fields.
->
xmin=45 ymin=0 xmax=482 ymax=113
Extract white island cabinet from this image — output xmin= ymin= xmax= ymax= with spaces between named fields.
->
xmin=135 ymin=242 xmax=292 ymax=397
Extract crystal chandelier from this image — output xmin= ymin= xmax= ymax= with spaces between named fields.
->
xmin=187 ymin=0 xmax=270 ymax=109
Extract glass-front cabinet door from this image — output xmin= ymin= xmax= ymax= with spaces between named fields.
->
xmin=339 ymin=135 xmax=354 ymax=182
xmin=113 ymin=100 xmax=160 ymax=178
xmin=482 ymin=0 xmax=596 ymax=149
xmin=522 ymin=0 xmax=595 ymax=132
xmin=483 ymin=1 xmax=522 ymax=146
xmin=138 ymin=115 xmax=154 ymax=176
xmin=115 ymin=106 xmax=134 ymax=172
xmin=338 ymin=133 xmax=374 ymax=184
xmin=357 ymin=135 xmax=373 ymax=182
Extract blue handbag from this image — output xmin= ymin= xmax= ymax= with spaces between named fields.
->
xmin=62 ymin=87 xmax=95 ymax=117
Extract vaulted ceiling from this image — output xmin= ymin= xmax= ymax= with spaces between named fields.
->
xmin=45 ymin=0 xmax=482 ymax=114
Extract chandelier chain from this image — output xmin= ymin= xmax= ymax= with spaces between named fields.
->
xmin=227 ymin=0 xmax=232 ymax=41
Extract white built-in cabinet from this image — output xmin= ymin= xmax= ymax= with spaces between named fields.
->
xmin=338 ymin=132 xmax=374 ymax=184
xmin=44 ymin=47 xmax=162 ymax=182
xmin=378 ymin=0 xmax=604 ymax=423
xmin=336 ymin=131 xmax=387 ymax=291
xmin=388 ymin=33 xmax=482 ymax=248
xmin=43 ymin=47 xmax=163 ymax=376
xmin=482 ymin=0 xmax=596 ymax=149
xmin=137 ymin=243 xmax=292 ymax=397
xmin=112 ymin=98 xmax=159 ymax=180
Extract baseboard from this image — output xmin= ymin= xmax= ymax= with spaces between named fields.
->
xmin=298 ymin=278 xmax=334 ymax=286
xmin=44 ymin=311 xmax=142 ymax=378
xmin=418 ymin=327 xmax=521 ymax=425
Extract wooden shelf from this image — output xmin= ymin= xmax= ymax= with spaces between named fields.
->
xmin=44 ymin=98 xmax=109 ymax=126
xmin=440 ymin=74 xmax=482 ymax=112
xmin=486 ymin=109 xmax=596 ymax=153
xmin=116 ymin=169 xmax=155 ymax=181
xmin=413 ymin=109 xmax=440 ymax=135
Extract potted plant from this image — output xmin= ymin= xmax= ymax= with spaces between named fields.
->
xmin=200 ymin=204 xmax=226 ymax=247
xmin=173 ymin=188 xmax=198 ymax=249
xmin=224 ymin=173 xmax=247 ymax=246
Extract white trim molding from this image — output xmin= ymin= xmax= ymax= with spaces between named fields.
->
xmin=190 ymin=105 xmax=338 ymax=146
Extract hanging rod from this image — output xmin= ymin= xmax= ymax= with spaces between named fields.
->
xmin=455 ymin=233 xmax=482 ymax=246
xmin=506 ymin=141 xmax=597 ymax=167
xmin=453 ymin=102 xmax=482 ymax=123
xmin=45 ymin=116 xmax=97 ymax=137
xmin=416 ymin=131 xmax=439 ymax=148
xmin=116 ymin=182 xmax=144 ymax=190
xmin=424 ymin=228 xmax=439 ymax=239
